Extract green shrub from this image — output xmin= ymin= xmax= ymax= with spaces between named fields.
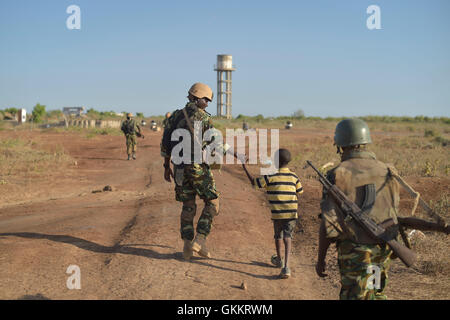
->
xmin=32 ymin=103 xmax=46 ymax=123
xmin=424 ymin=129 xmax=436 ymax=137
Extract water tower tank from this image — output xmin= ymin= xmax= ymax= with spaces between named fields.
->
xmin=216 ymin=55 xmax=235 ymax=71
xmin=215 ymin=54 xmax=236 ymax=119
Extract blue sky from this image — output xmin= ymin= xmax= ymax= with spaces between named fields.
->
xmin=1 ymin=0 xmax=449 ymax=117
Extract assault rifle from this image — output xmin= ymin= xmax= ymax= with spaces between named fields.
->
xmin=307 ymin=160 xmax=417 ymax=267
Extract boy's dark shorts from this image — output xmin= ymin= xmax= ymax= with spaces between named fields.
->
xmin=273 ymin=219 xmax=297 ymax=240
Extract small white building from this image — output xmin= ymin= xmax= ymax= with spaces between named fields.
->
xmin=18 ymin=109 xmax=27 ymax=124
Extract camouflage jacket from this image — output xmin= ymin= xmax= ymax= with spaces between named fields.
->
xmin=121 ymin=119 xmax=141 ymax=136
xmin=162 ymin=117 xmax=170 ymax=129
xmin=320 ymin=150 xmax=400 ymax=244
xmin=160 ymin=102 xmax=227 ymax=163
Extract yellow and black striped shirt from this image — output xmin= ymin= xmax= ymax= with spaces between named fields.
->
xmin=254 ymin=167 xmax=303 ymax=220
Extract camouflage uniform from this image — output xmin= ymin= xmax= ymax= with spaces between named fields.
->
xmin=121 ymin=119 xmax=141 ymax=156
xmin=320 ymin=149 xmax=400 ymax=300
xmin=161 ymin=102 xmax=226 ymax=241
xmin=162 ymin=117 xmax=170 ymax=129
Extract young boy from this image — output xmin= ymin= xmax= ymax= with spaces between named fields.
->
xmin=242 ymin=148 xmax=303 ymax=279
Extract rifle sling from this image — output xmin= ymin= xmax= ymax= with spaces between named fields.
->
xmin=182 ymin=107 xmax=204 ymax=153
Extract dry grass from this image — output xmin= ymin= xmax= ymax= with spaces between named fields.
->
xmin=0 ymin=138 xmax=73 ymax=179
xmin=211 ymin=118 xmax=450 ymax=178
xmin=411 ymin=194 xmax=450 ymax=277
xmin=41 ymin=126 xmax=123 ymax=138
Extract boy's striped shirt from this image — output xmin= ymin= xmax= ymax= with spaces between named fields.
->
xmin=254 ymin=167 xmax=303 ymax=219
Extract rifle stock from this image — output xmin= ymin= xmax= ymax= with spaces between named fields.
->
xmin=307 ymin=160 xmax=417 ymax=268
xmin=386 ymin=239 xmax=416 ymax=267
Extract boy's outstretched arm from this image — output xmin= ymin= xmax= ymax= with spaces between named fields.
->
xmin=242 ymin=163 xmax=255 ymax=186
xmin=316 ymin=220 xmax=331 ymax=277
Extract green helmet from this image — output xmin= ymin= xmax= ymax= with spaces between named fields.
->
xmin=334 ymin=118 xmax=372 ymax=147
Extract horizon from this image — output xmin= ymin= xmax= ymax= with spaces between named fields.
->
xmin=1 ymin=0 xmax=449 ymax=118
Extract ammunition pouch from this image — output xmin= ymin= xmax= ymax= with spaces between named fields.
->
xmin=174 ymin=165 xmax=185 ymax=187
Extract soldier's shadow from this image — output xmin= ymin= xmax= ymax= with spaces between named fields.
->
xmin=0 ymin=232 xmax=178 ymax=261
xmin=80 ymin=157 xmax=128 ymax=161
xmin=0 ymin=232 xmax=276 ymax=279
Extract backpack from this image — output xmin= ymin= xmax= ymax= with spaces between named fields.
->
xmin=122 ymin=120 xmax=135 ymax=135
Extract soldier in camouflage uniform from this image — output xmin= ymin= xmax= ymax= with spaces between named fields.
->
xmin=316 ymin=119 xmax=401 ymax=300
xmin=121 ymin=113 xmax=142 ymax=160
xmin=161 ymin=83 xmax=244 ymax=261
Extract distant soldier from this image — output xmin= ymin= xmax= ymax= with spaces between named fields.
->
xmin=242 ymin=121 xmax=249 ymax=131
xmin=160 ymin=83 xmax=245 ymax=261
xmin=163 ymin=112 xmax=171 ymax=129
xmin=121 ymin=113 xmax=142 ymax=160
xmin=316 ymin=119 xmax=401 ymax=300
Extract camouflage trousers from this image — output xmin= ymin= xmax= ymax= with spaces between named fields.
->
xmin=174 ymin=164 xmax=220 ymax=241
xmin=337 ymin=239 xmax=393 ymax=300
xmin=125 ymin=134 xmax=137 ymax=155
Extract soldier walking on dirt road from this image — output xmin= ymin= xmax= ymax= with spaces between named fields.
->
xmin=121 ymin=113 xmax=142 ymax=161
xmin=160 ymin=83 xmax=246 ymax=261
xmin=316 ymin=118 xmax=402 ymax=299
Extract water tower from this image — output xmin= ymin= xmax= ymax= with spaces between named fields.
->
xmin=214 ymin=54 xmax=235 ymax=119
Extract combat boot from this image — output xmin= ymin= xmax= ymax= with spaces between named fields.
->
xmin=127 ymin=154 xmax=131 ymax=161
xmin=183 ymin=239 xmax=193 ymax=261
xmin=132 ymin=152 xmax=136 ymax=160
xmin=191 ymin=234 xmax=211 ymax=258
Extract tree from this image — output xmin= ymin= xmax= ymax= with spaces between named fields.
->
xmin=32 ymin=103 xmax=46 ymax=123
xmin=254 ymin=114 xmax=264 ymax=122
xmin=4 ymin=107 xmax=18 ymax=115
xmin=292 ymin=109 xmax=305 ymax=118
xmin=136 ymin=112 xmax=144 ymax=118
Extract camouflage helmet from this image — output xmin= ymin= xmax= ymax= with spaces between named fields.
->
xmin=334 ymin=118 xmax=372 ymax=147
xmin=188 ymin=83 xmax=214 ymax=102
xmin=127 ymin=113 xmax=133 ymax=118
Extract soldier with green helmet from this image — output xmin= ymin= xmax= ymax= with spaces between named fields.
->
xmin=316 ymin=118 xmax=401 ymax=300
xmin=121 ymin=113 xmax=142 ymax=160
xmin=161 ymin=83 xmax=245 ymax=261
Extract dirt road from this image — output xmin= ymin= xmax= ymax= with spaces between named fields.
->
xmin=0 ymin=129 xmax=336 ymax=300
xmin=1 ymin=128 xmax=448 ymax=300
